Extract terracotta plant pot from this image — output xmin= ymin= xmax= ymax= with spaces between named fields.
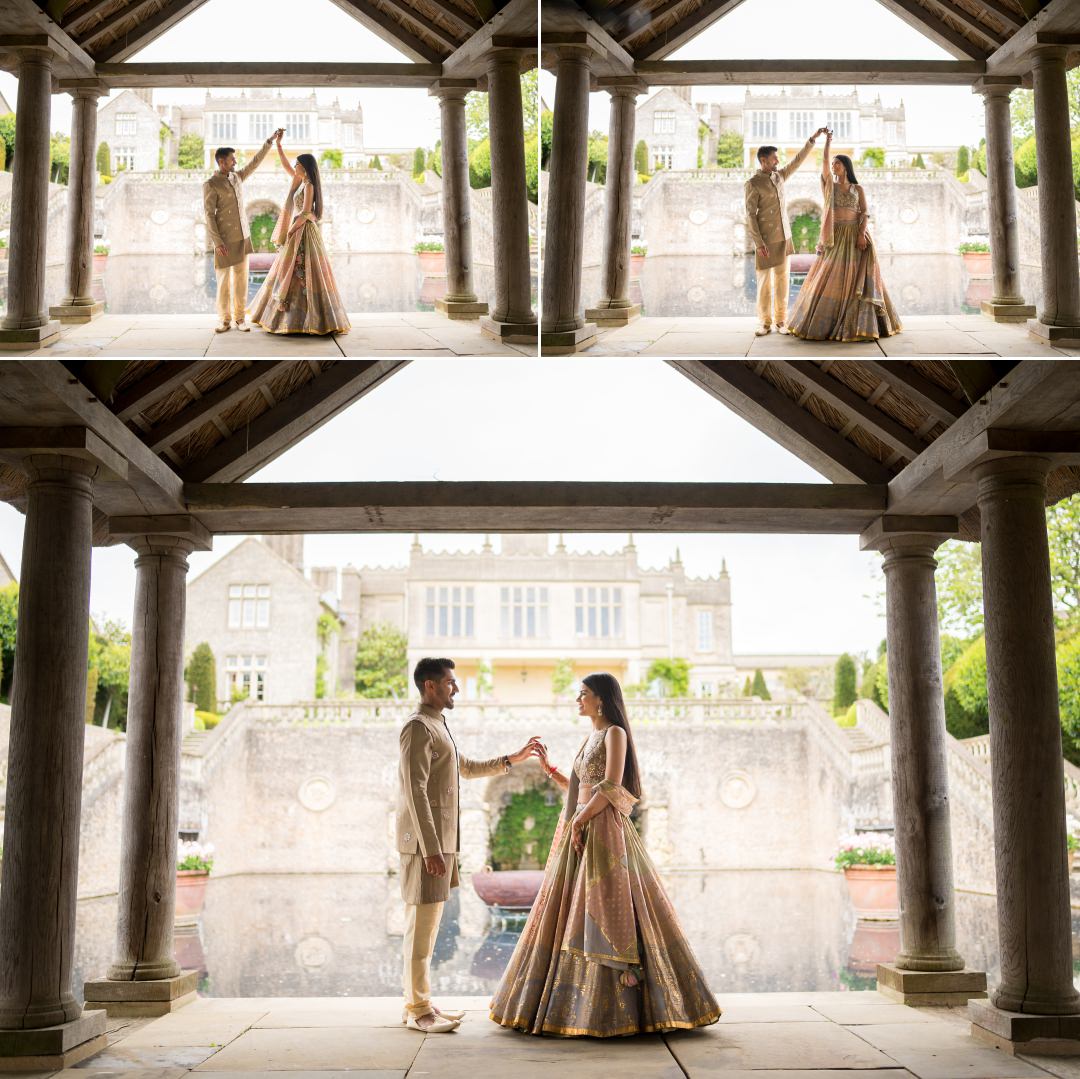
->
xmin=847 ymin=920 xmax=901 ymax=975
xmin=92 ymin=254 xmax=108 ymax=276
xmin=175 ymin=869 xmax=210 ymax=918
xmin=471 ymin=868 xmax=545 ymax=911
xmin=629 ymin=253 xmax=646 ymax=280
xmin=842 ymin=865 xmax=898 ymax=921
xmin=961 ymin=251 xmax=992 ymax=277
xmin=417 ymin=250 xmax=446 ymax=276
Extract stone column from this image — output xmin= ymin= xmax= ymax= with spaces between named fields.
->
xmin=51 ymin=86 xmax=105 ymax=324
xmin=585 ymin=81 xmax=646 ymax=328
xmin=84 ymin=526 xmax=209 ymax=1017
xmin=862 ymin=522 xmax=987 ymax=1006
xmin=541 ymin=44 xmax=597 ymax=354
xmin=975 ymin=79 xmax=1034 ymax=323
xmin=1028 ymin=46 xmax=1080 ymax=346
xmin=0 ymin=47 xmax=60 ymax=349
xmin=430 ymin=81 xmax=487 ymax=321
xmin=0 ymin=454 xmax=107 ymax=1065
xmin=479 ymin=50 xmax=537 ymax=344
xmin=967 ymin=458 xmax=1080 ymax=1048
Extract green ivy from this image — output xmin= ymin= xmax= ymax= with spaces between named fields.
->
xmin=489 ymin=788 xmax=561 ymax=871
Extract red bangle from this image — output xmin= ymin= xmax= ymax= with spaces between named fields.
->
xmin=548 ymin=764 xmax=559 ymax=776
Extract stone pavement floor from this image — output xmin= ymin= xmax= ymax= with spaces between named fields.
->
xmin=8 ymin=313 xmax=535 ymax=358
xmin=582 ymin=315 xmax=1080 ymax=358
xmin=9 ymin=991 xmax=1080 ymax=1078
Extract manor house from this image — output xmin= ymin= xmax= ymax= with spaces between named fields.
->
xmin=185 ymin=533 xmax=837 ymax=707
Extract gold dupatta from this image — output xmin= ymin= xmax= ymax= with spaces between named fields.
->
xmin=270 ymin=183 xmax=318 ymax=306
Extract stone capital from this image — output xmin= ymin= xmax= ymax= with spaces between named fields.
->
xmin=972 ymin=76 xmax=1021 ymax=99
xmin=427 ymin=78 xmax=477 ymax=101
xmin=595 ymin=76 xmax=650 ymax=98
xmin=1028 ymin=39 xmax=1072 ymax=65
xmin=859 ymin=515 xmax=959 ymax=554
xmin=944 ymin=429 xmax=1080 ymax=482
xmin=106 ymin=514 xmax=213 ymax=552
xmin=0 ymin=427 xmax=128 ymax=483
xmin=973 ymin=453 xmax=1053 ymax=496
xmin=21 ymin=452 xmax=99 ymax=490
xmin=63 ymin=79 xmax=111 ymax=102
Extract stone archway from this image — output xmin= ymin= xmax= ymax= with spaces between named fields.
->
xmin=245 ymin=199 xmax=283 ymax=258
xmin=787 ymin=197 xmax=823 ymax=255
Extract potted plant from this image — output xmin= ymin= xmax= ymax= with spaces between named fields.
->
xmin=835 ymin=833 xmax=897 ymax=920
xmin=175 ymin=840 xmax=214 ymax=918
xmin=414 ymin=240 xmax=445 ymax=276
xmin=92 ymin=243 xmax=110 ymax=275
xmin=958 ymin=240 xmax=991 ymax=277
xmin=630 ymin=243 xmax=647 ymax=279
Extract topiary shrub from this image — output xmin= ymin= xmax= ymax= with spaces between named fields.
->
xmin=489 ymin=787 xmax=561 ymax=870
xmin=185 ymin=642 xmax=217 ymax=713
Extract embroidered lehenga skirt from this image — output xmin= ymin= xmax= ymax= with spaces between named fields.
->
xmin=489 ymin=780 xmax=720 ymax=1037
xmin=787 ymin=221 xmax=902 ymax=342
xmin=249 ymin=221 xmax=351 ymax=335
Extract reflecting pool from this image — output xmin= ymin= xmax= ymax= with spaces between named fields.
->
xmin=70 ymin=870 xmax=1080 ymax=1002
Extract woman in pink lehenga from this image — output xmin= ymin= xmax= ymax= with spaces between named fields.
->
xmin=489 ymin=672 xmax=720 ymax=1038
xmin=787 ymin=129 xmax=902 ymax=342
xmin=249 ymin=133 xmax=350 ymax=335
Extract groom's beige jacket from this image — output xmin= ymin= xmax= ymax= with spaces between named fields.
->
xmin=396 ymin=704 xmax=508 ymax=860
xmin=203 ymin=139 xmax=273 ymax=269
xmin=744 ymin=136 xmax=816 ymax=271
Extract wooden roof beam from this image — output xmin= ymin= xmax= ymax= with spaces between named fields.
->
xmin=925 ymin=0 xmax=1008 ymax=47
xmin=180 ymin=361 xmax=407 ymax=484
xmin=96 ymin=0 xmax=212 ymax=62
xmin=425 ymin=0 xmax=483 ymax=35
xmin=181 ymin=479 xmax=889 ymax=535
xmin=969 ymin=0 xmax=1029 ymax=31
xmin=61 ymin=0 xmax=119 ymax=34
xmin=860 ymin=361 xmax=967 ymax=425
xmin=985 ymin=0 xmax=1080 ymax=75
xmin=632 ymin=0 xmax=749 ymax=61
xmin=670 ymin=361 xmax=894 ymax=484
xmin=375 ymin=0 xmax=467 ymax=51
xmin=0 ymin=0 xmax=96 ymax=75
xmin=325 ymin=0 xmax=445 ymax=64
xmin=871 ymin=0 xmax=990 ymax=60
xmin=76 ymin=0 xmax=162 ymax=49
xmin=72 ymin=62 xmax=442 ymax=88
xmin=109 ymin=361 xmax=204 ymax=421
xmin=636 ymin=58 xmax=985 ymax=84
xmin=946 ymin=359 xmax=1019 ymax=404
xmin=774 ymin=361 xmax=929 ymax=459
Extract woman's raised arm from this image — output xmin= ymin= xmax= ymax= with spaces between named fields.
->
xmin=276 ymin=136 xmax=294 ymax=178
xmin=821 ymin=131 xmax=832 ymax=180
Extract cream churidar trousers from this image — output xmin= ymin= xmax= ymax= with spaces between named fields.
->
xmin=756 ymin=255 xmax=790 ymax=327
xmin=403 ymin=900 xmax=445 ymax=1018
xmin=215 ymin=257 xmax=248 ymax=324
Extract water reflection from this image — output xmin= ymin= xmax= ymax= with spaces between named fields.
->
xmin=71 ymin=871 xmax=1080 ymax=1002
xmin=588 ymin=255 xmax=1045 ymax=318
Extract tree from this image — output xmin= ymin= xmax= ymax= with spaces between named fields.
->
xmin=185 ymin=642 xmax=217 ymax=713
xmin=468 ymin=137 xmax=490 ymax=189
xmin=781 ymin=666 xmax=817 ymax=698
xmin=476 ymin=659 xmax=493 ymax=698
xmin=833 ymin=653 xmax=857 ymax=713
xmin=320 ymin=148 xmax=343 ymax=168
xmin=972 ymin=137 xmax=987 ymax=177
xmin=1010 ymin=69 xmax=1080 ymax=141
xmin=524 ymin=132 xmax=539 ymax=204
xmin=370 ymin=155 xmax=382 ymax=170
xmin=944 ymin=636 xmax=988 ymax=737
xmin=178 ymin=133 xmax=204 ymax=170
xmin=741 ymin=675 xmax=752 ymax=697
xmin=862 ymin=146 xmax=885 ymax=168
xmin=0 ymin=113 xmax=16 ymax=170
xmin=1014 ymin=135 xmax=1038 ymax=188
xmin=412 ymin=146 xmax=426 ymax=177
xmin=465 ymin=90 xmax=489 ymax=141
xmin=935 ymin=539 xmax=985 ymax=637
xmin=956 ymin=144 xmax=970 ymax=178
xmin=634 ymin=138 xmax=649 ymax=176
xmin=791 ymin=211 xmax=820 ymax=253
xmin=315 ymin=610 xmax=342 ymax=700
xmin=751 ymin=669 xmax=771 ymax=700
xmin=1058 ymin=632 xmax=1080 ymax=765
xmin=541 ymin=110 xmax=554 ymax=169
xmin=354 ymin=622 xmax=407 ymax=698
xmin=552 ymin=657 xmax=574 ymax=696
xmin=0 ymin=582 xmax=17 ymax=701
xmin=427 ymin=141 xmax=441 ymax=178
xmin=249 ymin=211 xmax=276 ymax=252
xmin=587 ymin=130 xmax=608 ymax=185
xmin=88 ymin=619 xmax=131 ymax=728
xmin=520 ymin=69 xmax=538 ymax=133
xmin=647 ymin=657 xmax=690 ymax=697
xmin=50 ymin=132 xmax=70 ymax=184
xmin=1048 ymin=495 xmax=1080 ymax=632
xmin=715 ymin=130 xmax=744 ymax=168
xmin=913 ymin=152 xmax=926 ymax=169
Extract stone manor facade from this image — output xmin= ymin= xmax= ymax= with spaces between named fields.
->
xmin=184 ymin=534 xmax=837 ymax=707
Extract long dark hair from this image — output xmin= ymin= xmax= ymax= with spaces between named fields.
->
xmin=582 ymin=672 xmax=642 ymax=799
xmin=834 ymin=153 xmax=858 ymax=185
xmin=297 ymin=153 xmax=323 ymax=219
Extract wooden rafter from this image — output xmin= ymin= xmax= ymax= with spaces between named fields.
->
xmin=144 ymin=361 xmax=293 ymax=454
xmin=924 ymin=0 xmax=1008 ymax=47
xmin=871 ymin=0 xmax=989 ymax=59
xmin=325 ymin=0 xmax=445 ymax=63
xmin=60 ymin=0 xmax=118 ymax=33
xmin=773 ymin=361 xmax=928 ymax=459
xmin=670 ymin=361 xmax=894 ymax=484
xmin=620 ymin=0 xmax=685 ymax=43
xmin=180 ymin=361 xmax=407 ymax=484
xmin=632 ymin=0 xmax=749 ymax=61
xmin=425 ymin=0 xmax=482 ymax=34
xmin=109 ymin=361 xmax=204 ymax=421
xmin=181 ymin=479 xmax=889 ymax=534
xmin=76 ymin=0 xmax=161 ymax=48
xmin=970 ymin=0 xmax=1028 ymax=29
xmin=376 ymin=0 xmax=465 ymax=50
xmin=96 ymin=0 xmax=212 ymax=62
xmin=860 ymin=362 xmax=967 ymax=425
xmin=945 ymin=360 xmax=1018 ymax=404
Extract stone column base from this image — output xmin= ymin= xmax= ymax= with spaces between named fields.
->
xmin=1028 ymin=319 xmax=1080 ymax=347
xmin=584 ymin=303 xmax=641 ymax=326
xmin=49 ymin=301 xmax=104 ymax=324
xmin=980 ymin=300 xmax=1036 ymax=322
xmin=541 ymin=324 xmax=598 ymax=355
xmin=0 ymin=1010 xmax=107 ymax=1071
xmin=479 ymin=317 xmax=538 ymax=345
xmin=435 ymin=298 xmax=489 ymax=320
xmin=876 ymin=963 xmax=988 ymax=1005
xmin=0 ymin=320 xmax=61 ymax=350
xmin=83 ymin=969 xmax=199 ymax=1017
xmin=969 ymin=999 xmax=1080 ymax=1056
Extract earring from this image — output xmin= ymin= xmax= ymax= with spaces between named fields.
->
xmin=597 ymin=703 xmax=604 ymax=717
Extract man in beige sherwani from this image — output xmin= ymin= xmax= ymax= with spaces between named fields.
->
xmin=744 ymin=128 xmax=827 ymax=336
xmin=397 ymin=657 xmax=542 ymax=1033
xmin=203 ymin=131 xmax=282 ymax=333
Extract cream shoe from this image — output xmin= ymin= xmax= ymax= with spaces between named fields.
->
xmin=405 ymin=1012 xmax=460 ymax=1033
xmin=214 ymin=321 xmax=231 ymax=333
xmin=234 ymin=319 xmax=251 ymax=332
xmin=754 ymin=323 xmax=772 ymax=336
xmin=777 ymin=323 xmax=790 ymax=335
xmin=402 ymin=1006 xmax=466 ymax=1024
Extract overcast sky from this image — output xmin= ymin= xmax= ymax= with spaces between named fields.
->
xmin=540 ymin=0 xmax=986 ymax=147
xmin=0 ymin=361 xmax=887 ymax=660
